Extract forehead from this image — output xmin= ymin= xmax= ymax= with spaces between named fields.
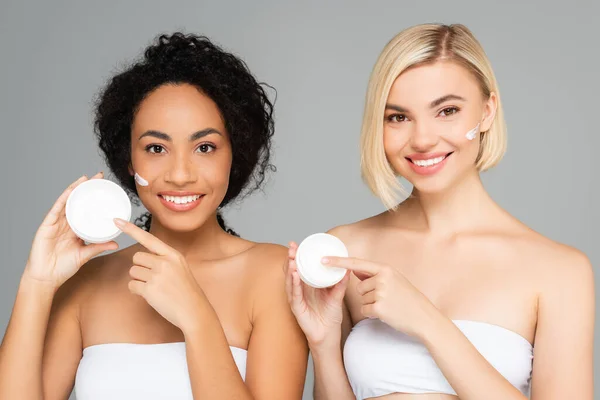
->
xmin=387 ymin=61 xmax=481 ymax=106
xmin=133 ymin=84 xmax=224 ymax=134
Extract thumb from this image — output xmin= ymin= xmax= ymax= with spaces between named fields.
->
xmin=79 ymin=241 xmax=119 ymax=265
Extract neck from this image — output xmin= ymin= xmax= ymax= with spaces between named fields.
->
xmin=148 ymin=213 xmax=230 ymax=260
xmin=399 ymin=169 xmax=501 ymax=236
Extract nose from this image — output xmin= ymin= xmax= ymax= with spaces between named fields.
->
xmin=410 ymin=121 xmax=440 ymax=152
xmin=164 ymin=153 xmax=197 ymax=186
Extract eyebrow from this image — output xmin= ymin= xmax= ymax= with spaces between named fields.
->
xmin=429 ymin=94 xmax=466 ymax=108
xmin=385 ymin=94 xmax=467 ymax=113
xmin=138 ymin=128 xmax=222 ymax=142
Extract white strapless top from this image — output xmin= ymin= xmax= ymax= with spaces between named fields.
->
xmin=74 ymin=342 xmax=247 ymax=400
xmin=344 ymin=318 xmax=533 ymax=399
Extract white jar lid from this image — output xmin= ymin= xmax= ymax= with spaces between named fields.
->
xmin=65 ymin=179 xmax=132 ymax=243
xmin=295 ymin=233 xmax=348 ymax=288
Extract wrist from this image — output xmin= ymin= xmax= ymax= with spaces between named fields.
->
xmin=310 ymin=342 xmax=342 ymax=360
xmin=308 ymin=332 xmax=342 ymax=356
xmin=417 ymin=305 xmax=451 ymax=345
xmin=180 ymin=291 xmax=212 ymax=337
xmin=19 ymin=272 xmax=58 ymax=298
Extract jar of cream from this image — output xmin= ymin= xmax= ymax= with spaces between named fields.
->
xmin=66 ymin=178 xmax=132 ymax=243
xmin=295 ymin=233 xmax=348 ymax=288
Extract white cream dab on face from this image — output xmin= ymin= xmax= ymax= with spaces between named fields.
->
xmin=465 ymin=123 xmax=481 ymax=141
xmin=134 ymin=172 xmax=149 ymax=186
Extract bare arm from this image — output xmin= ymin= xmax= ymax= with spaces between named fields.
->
xmin=184 ymin=300 xmax=254 ymax=399
xmin=0 ymin=277 xmax=56 ymax=400
xmin=529 ymin=251 xmax=594 ymax=399
xmin=422 ymin=311 xmax=528 ymax=400
xmin=0 ymin=173 xmax=115 ymax=400
xmin=312 ymin=301 xmax=354 ymax=400
xmin=244 ymin=254 xmax=309 ymax=399
xmin=41 ymin=275 xmax=87 ymax=400
xmin=184 ymin=250 xmax=309 ymax=399
xmin=400 ymin=249 xmax=594 ymax=400
xmin=0 ymin=271 xmax=89 ymax=400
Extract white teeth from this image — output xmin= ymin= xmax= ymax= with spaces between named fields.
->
xmin=413 ymin=155 xmax=446 ymax=167
xmin=162 ymin=195 xmax=201 ymax=204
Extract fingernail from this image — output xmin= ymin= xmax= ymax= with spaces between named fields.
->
xmin=321 ymin=257 xmax=330 ymax=264
xmin=113 ymin=218 xmax=125 ymax=228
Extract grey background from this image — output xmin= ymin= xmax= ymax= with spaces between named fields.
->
xmin=1 ymin=0 xmax=598 ymax=399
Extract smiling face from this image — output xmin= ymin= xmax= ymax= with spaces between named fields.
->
xmin=383 ymin=61 xmax=497 ymax=194
xmin=129 ymin=83 xmax=232 ymax=232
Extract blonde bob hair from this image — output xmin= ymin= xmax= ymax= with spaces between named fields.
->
xmin=360 ymin=23 xmax=507 ymax=209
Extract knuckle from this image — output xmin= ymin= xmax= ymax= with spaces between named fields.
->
xmin=356 ymin=283 xmax=364 ymax=295
xmin=372 ymin=302 xmax=381 ymax=315
xmin=377 ymin=273 xmax=387 ymax=284
xmin=132 ymin=252 xmax=144 ymax=264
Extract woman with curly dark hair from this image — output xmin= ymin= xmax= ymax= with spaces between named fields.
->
xmin=0 ymin=33 xmax=308 ymax=399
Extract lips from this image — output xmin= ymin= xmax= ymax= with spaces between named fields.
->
xmin=157 ymin=192 xmax=204 ymax=212
xmin=405 ymin=152 xmax=453 ymax=176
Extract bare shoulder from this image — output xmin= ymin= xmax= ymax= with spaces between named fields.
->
xmin=240 ymin=243 xmax=290 ymax=316
xmin=499 ymin=223 xmax=594 ymax=292
xmin=533 ymin=236 xmax=593 ymax=292
xmin=326 ymin=212 xmax=386 ymax=253
xmin=242 ymin=242 xmax=288 ymax=286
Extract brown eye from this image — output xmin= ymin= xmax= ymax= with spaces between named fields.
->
xmin=387 ymin=114 xmax=407 ymax=123
xmin=440 ymin=107 xmax=459 ymax=117
xmin=196 ymin=143 xmax=215 ymax=153
xmin=146 ymin=144 xmax=165 ymax=154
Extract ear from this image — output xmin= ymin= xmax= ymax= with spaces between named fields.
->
xmin=128 ymin=162 xmax=134 ymax=176
xmin=480 ymin=92 xmax=498 ymax=133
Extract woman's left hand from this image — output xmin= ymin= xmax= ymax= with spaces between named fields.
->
xmin=322 ymin=256 xmax=440 ymax=338
xmin=114 ymin=218 xmax=206 ymax=333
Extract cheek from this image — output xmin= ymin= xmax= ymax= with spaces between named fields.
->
xmin=383 ymin=127 xmax=410 ymax=168
xmin=130 ymin=151 xmax=167 ymax=181
xmin=446 ymin=129 xmax=481 ymax=158
xmin=198 ymin=151 xmax=232 ymax=188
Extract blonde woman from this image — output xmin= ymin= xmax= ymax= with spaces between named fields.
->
xmin=285 ymin=23 xmax=594 ymax=400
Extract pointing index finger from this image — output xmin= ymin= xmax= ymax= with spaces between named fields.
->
xmin=113 ymin=218 xmax=171 ymax=256
xmin=321 ymin=256 xmax=379 ymax=277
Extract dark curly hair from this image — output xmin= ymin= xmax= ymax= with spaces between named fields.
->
xmin=93 ymin=32 xmax=276 ymax=236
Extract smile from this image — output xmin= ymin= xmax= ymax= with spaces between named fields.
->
xmin=160 ymin=194 xmax=202 ymax=204
xmin=411 ymin=155 xmax=447 ymax=167
xmin=405 ymin=152 xmax=453 ymax=176
xmin=158 ymin=192 xmax=205 ymax=212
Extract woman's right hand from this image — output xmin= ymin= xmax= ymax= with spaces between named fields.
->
xmin=23 ymin=173 xmax=118 ymax=290
xmin=284 ymin=241 xmax=350 ymax=350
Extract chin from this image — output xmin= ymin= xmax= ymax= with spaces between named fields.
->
xmin=396 ymin=167 xmax=453 ymax=195
xmin=152 ymin=213 xmax=208 ymax=232
xmin=409 ymin=178 xmax=453 ymax=195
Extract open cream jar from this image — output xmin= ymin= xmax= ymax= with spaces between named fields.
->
xmin=65 ymin=179 xmax=131 ymax=243
xmin=295 ymin=233 xmax=348 ymax=288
